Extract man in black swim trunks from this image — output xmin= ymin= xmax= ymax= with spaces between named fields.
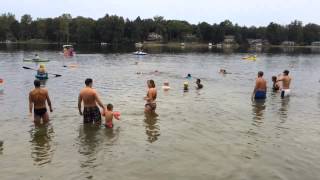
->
xmin=78 ymin=78 xmax=105 ymax=124
xmin=29 ymin=80 xmax=53 ymax=125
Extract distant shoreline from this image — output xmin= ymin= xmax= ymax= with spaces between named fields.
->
xmin=1 ymin=41 xmax=320 ymax=49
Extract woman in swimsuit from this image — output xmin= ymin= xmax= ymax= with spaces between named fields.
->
xmin=144 ymin=80 xmax=157 ymax=113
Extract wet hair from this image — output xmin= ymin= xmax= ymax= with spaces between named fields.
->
xmin=272 ymin=76 xmax=277 ymax=82
xmin=283 ymin=70 xmax=289 ymax=75
xmin=196 ymin=79 xmax=201 ymax=83
xmin=187 ymin=74 xmax=191 ymax=77
xmin=258 ymin=71 xmax=264 ymax=77
xmin=107 ymin=104 xmax=113 ymax=110
xmin=34 ymin=79 xmax=41 ymax=87
xmin=148 ymin=79 xmax=156 ymax=88
xmin=85 ymin=78 xmax=93 ymax=86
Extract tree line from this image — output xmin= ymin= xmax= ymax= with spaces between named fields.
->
xmin=0 ymin=13 xmax=319 ymax=45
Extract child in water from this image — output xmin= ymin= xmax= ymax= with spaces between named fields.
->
xmin=102 ymin=104 xmax=120 ymax=128
xmin=272 ymin=76 xmax=280 ymax=92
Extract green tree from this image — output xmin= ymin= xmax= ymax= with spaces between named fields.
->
xmin=266 ymin=22 xmax=286 ymax=45
xmin=287 ymin=20 xmax=304 ymax=44
xmin=303 ymin=23 xmax=320 ymax=45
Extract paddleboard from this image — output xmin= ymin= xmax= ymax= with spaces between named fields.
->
xmin=23 ymin=58 xmax=50 ymax=62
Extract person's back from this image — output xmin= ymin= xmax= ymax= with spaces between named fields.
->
xmin=80 ymin=87 xmax=97 ymax=107
xmin=256 ymin=78 xmax=267 ymax=91
xmin=29 ymin=80 xmax=52 ymax=125
xmin=30 ymin=88 xmax=48 ymax=109
xmin=282 ymin=76 xmax=291 ymax=89
xmin=78 ymin=78 xmax=105 ymax=124
xmin=252 ymin=71 xmax=267 ymax=100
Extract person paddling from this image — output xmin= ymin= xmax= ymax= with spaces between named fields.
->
xmin=29 ymin=80 xmax=53 ymax=125
xmin=78 ymin=78 xmax=105 ymax=124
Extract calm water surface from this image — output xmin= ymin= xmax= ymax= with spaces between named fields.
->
xmin=0 ymin=49 xmax=320 ymax=180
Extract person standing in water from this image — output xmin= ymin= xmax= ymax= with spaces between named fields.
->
xmin=78 ymin=78 xmax=105 ymax=124
xmin=277 ymin=70 xmax=292 ymax=98
xmin=29 ymin=80 xmax=53 ymax=125
xmin=196 ymin=79 xmax=203 ymax=89
xmin=144 ymin=80 xmax=157 ymax=113
xmin=252 ymin=71 xmax=267 ymax=100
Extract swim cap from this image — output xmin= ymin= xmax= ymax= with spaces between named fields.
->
xmin=40 ymin=64 xmax=45 ymax=68
xmin=184 ymin=82 xmax=189 ymax=85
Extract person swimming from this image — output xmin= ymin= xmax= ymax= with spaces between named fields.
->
xmin=196 ymin=79 xmax=203 ymax=89
xmin=37 ymin=64 xmax=46 ymax=75
xmin=162 ymin=81 xmax=170 ymax=91
xmin=186 ymin=74 xmax=192 ymax=79
xmin=184 ymin=82 xmax=189 ymax=92
xmin=272 ymin=76 xmax=280 ymax=92
xmin=34 ymin=54 xmax=40 ymax=60
xmin=252 ymin=71 xmax=267 ymax=100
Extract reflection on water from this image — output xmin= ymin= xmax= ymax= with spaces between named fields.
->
xmin=0 ymin=140 xmax=3 ymax=155
xmin=279 ymin=97 xmax=290 ymax=122
xmin=29 ymin=125 xmax=54 ymax=166
xmin=252 ymin=100 xmax=266 ymax=126
xmin=144 ymin=113 xmax=160 ymax=143
xmin=78 ymin=124 xmax=102 ymax=179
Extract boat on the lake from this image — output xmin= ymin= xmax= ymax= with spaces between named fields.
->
xmin=23 ymin=58 xmax=50 ymax=62
xmin=63 ymin=45 xmax=75 ymax=57
xmin=133 ymin=51 xmax=147 ymax=55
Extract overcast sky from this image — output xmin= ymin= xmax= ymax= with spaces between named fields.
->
xmin=0 ymin=0 xmax=318 ymax=26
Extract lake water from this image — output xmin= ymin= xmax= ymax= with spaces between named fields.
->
xmin=1 ymin=46 xmax=320 ymax=180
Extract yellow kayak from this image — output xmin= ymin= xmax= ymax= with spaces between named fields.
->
xmin=242 ymin=56 xmax=257 ymax=61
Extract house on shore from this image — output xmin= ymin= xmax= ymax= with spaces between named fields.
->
xmin=247 ymin=39 xmax=263 ymax=47
xmin=223 ymin=35 xmax=238 ymax=48
xmin=311 ymin=41 xmax=320 ymax=46
xmin=147 ymin=32 xmax=163 ymax=41
xmin=281 ymin=41 xmax=295 ymax=46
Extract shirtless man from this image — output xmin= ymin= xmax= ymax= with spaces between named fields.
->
xmin=78 ymin=78 xmax=105 ymax=124
xmin=252 ymin=71 xmax=267 ymax=100
xmin=29 ymin=79 xmax=53 ymax=125
xmin=277 ymin=70 xmax=292 ymax=98
xmin=144 ymin=80 xmax=157 ymax=113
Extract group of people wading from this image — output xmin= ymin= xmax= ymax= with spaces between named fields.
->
xmin=29 ymin=78 xmax=157 ymax=127
xmin=252 ymin=70 xmax=292 ymax=100
xmin=29 ymin=70 xmax=292 ymax=126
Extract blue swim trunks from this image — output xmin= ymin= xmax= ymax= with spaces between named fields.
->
xmin=255 ymin=91 xmax=266 ymax=99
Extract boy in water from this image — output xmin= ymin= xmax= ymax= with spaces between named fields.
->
xmin=102 ymin=104 xmax=119 ymax=128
